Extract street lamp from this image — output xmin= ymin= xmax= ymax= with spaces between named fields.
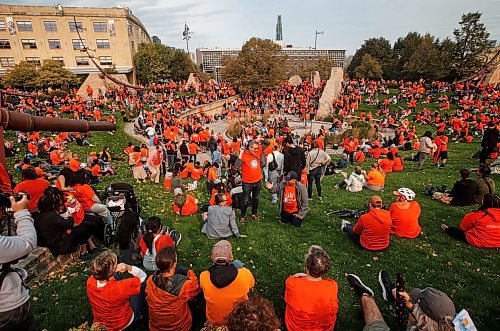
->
xmin=314 ymin=30 xmax=324 ymax=50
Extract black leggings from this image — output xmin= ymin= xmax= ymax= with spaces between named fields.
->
xmin=445 ymin=226 xmax=469 ymax=244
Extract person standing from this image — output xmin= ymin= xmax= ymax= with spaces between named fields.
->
xmin=343 ymin=135 xmax=359 ymax=165
xmin=418 ymin=131 xmax=434 ymax=170
xmin=267 ymin=144 xmax=284 ymax=204
xmin=479 ymin=121 xmax=499 ymax=165
xmin=147 ymin=145 xmax=163 ymax=184
xmin=305 ymin=141 xmax=331 ymax=200
xmin=235 ymin=140 xmax=267 ymax=222
xmin=283 ymin=136 xmax=306 ymax=175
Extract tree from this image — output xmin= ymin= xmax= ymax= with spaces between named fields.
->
xmin=452 ymin=12 xmax=494 ymax=78
xmin=354 ymin=54 xmax=383 ymax=79
xmin=134 ymin=43 xmax=174 ymax=83
xmin=36 ymin=60 xmax=79 ymax=89
xmin=222 ymin=37 xmax=286 ymax=92
xmin=293 ymin=57 xmax=335 ymax=81
xmin=347 ymin=37 xmax=396 ymax=79
xmin=2 ymin=61 xmax=39 ymax=89
xmin=393 ymin=32 xmax=424 ymax=79
xmin=169 ymin=49 xmax=195 ymax=82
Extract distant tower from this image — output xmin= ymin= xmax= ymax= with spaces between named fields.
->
xmin=276 ymin=15 xmax=283 ymax=47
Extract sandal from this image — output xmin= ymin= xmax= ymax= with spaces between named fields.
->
xmin=251 ymin=214 xmax=261 ymax=221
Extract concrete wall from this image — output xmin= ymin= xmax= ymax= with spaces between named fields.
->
xmin=77 ymin=73 xmax=131 ymax=98
xmin=316 ymin=67 xmax=343 ymax=120
xmin=178 ymin=96 xmax=238 ymax=120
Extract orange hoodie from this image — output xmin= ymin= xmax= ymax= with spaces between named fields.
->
xmin=146 ymin=271 xmax=200 ymax=331
xmin=389 ymin=201 xmax=421 ymax=238
xmin=353 ymin=209 xmax=392 ymax=251
xmin=460 ymin=208 xmax=500 ymax=248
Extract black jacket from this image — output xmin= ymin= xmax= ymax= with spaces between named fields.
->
xmin=35 ymin=211 xmax=74 ymax=256
xmin=449 ymin=179 xmax=477 ymax=206
xmin=283 ymin=145 xmax=306 ymax=174
xmin=481 ymin=127 xmax=499 ymax=151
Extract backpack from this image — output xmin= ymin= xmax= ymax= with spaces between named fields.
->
xmin=268 ymin=152 xmax=278 ymax=172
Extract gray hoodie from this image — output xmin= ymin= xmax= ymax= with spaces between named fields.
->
xmin=0 ymin=210 xmax=37 ymax=312
xmin=202 ymin=205 xmax=240 ymax=239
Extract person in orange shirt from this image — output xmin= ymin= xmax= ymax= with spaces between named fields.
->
xmin=341 ymin=196 xmax=392 ymax=251
xmin=268 ymin=171 xmax=309 ymax=227
xmin=13 ymin=167 xmax=50 ymax=212
xmin=285 ymin=245 xmax=339 ymax=330
xmin=355 ymin=147 xmax=365 ymax=163
xmin=392 ymin=152 xmax=404 ymax=172
xmin=235 ymin=140 xmax=267 ymax=222
xmin=343 ymin=136 xmax=359 ymax=165
xmin=389 ymin=188 xmax=421 ymax=238
xmin=172 ymin=188 xmax=199 ymax=216
xmin=378 ymin=152 xmax=394 ymax=173
xmin=87 ymin=251 xmax=147 ymax=331
xmin=441 ymin=193 xmax=500 ymax=248
xmin=363 ymin=164 xmax=385 ymax=191
xmin=433 ymin=132 xmax=448 ymax=167
xmin=199 ymin=240 xmax=255 ymax=326
xmin=188 ymin=142 xmax=198 ymax=163
xmin=145 ymin=246 xmax=200 ymax=331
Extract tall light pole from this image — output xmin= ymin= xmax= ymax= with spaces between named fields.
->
xmin=314 ymin=30 xmax=324 ymax=50
xmin=183 ymin=21 xmax=192 ymax=53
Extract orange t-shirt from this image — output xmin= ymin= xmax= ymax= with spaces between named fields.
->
xmin=86 ymin=276 xmax=140 ymax=331
xmin=191 ymin=167 xmax=203 ymax=180
xmin=239 ymin=151 xmax=262 ymax=184
xmin=199 ymin=267 xmax=255 ymax=325
xmin=139 ymin=234 xmax=174 ymax=255
xmin=366 ymin=170 xmax=385 ymax=187
xmin=285 ymin=276 xmax=339 ymax=331
xmin=172 ymin=194 xmax=199 ymax=216
xmin=353 ymin=209 xmax=392 ymax=251
xmin=50 ymin=151 xmax=64 ymax=165
xmin=392 ymin=157 xmax=404 ymax=171
xmin=283 ymin=185 xmax=298 ymax=214
xmin=188 ymin=143 xmax=198 ymax=155
xmin=13 ymin=178 xmax=50 ymax=212
xmin=92 ymin=164 xmax=102 ymax=177
xmin=378 ymin=159 xmax=394 ymax=173
xmin=460 ymin=209 xmax=500 ymax=248
xmin=389 ymin=201 xmax=421 ymax=238
xmin=355 ymin=150 xmax=365 ymax=163
xmin=72 ymin=184 xmax=97 ymax=211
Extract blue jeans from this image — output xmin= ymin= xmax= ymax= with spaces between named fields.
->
xmin=280 ymin=211 xmax=303 ymax=227
xmin=241 ymin=181 xmax=262 ymax=217
xmin=124 ymin=281 xmax=147 ymax=330
xmin=307 ymin=167 xmax=323 ymax=198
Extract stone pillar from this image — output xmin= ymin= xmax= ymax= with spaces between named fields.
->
xmin=316 ymin=67 xmax=343 ymax=120
xmin=288 ymin=75 xmax=302 ymax=86
xmin=310 ymin=70 xmax=321 ymax=88
xmin=186 ymin=73 xmax=200 ymax=92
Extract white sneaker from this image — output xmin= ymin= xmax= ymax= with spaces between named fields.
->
xmin=340 ymin=220 xmax=351 ymax=231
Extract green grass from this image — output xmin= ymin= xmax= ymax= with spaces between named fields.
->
xmin=7 ymin=112 xmax=499 ymax=330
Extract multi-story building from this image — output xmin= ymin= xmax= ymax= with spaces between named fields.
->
xmin=196 ymin=46 xmax=346 ymax=81
xmin=0 ymin=4 xmax=151 ymax=83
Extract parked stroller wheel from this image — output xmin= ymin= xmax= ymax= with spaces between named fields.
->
xmin=103 ymin=223 xmax=114 ymax=247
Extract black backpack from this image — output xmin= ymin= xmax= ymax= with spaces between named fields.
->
xmin=268 ymin=152 xmax=278 ymax=171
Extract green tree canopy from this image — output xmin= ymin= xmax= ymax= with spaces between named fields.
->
xmin=347 ymin=37 xmax=396 ymax=79
xmin=353 ymin=54 xmax=383 ymax=79
xmin=452 ymin=12 xmax=495 ymax=78
xmin=36 ymin=60 xmax=79 ymax=89
xmin=2 ymin=61 xmax=39 ymax=89
xmin=169 ymin=49 xmax=195 ymax=82
xmin=222 ymin=37 xmax=286 ymax=92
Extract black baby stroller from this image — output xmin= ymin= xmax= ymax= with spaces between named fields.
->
xmin=100 ymin=182 xmax=141 ymax=246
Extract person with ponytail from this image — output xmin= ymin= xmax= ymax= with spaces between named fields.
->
xmin=145 ymin=246 xmax=201 ymax=331
xmin=139 ymin=217 xmax=177 ymax=271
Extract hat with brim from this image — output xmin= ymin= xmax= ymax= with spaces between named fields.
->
xmin=410 ymin=287 xmax=456 ymax=322
xmin=285 ymin=171 xmax=298 ymax=181
xmin=211 ymin=240 xmax=232 ymax=265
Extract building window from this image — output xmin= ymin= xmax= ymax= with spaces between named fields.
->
xmin=21 ymin=39 xmax=37 ymax=49
xmin=51 ymin=57 xmax=64 ymax=65
xmin=93 ymin=22 xmax=107 ymax=32
xmin=25 ymin=57 xmax=41 ymax=65
xmin=48 ymin=39 xmax=61 ymax=49
xmin=0 ymin=20 xmax=5 ymax=31
xmin=0 ymin=40 xmax=11 ymax=49
xmin=72 ymin=39 xmax=86 ymax=50
xmin=17 ymin=21 xmax=33 ymax=31
xmin=130 ymin=41 xmax=135 ymax=51
xmin=44 ymin=21 xmax=57 ymax=32
xmin=0 ymin=57 xmax=15 ymax=67
xmin=96 ymin=39 xmax=110 ymax=49
xmin=128 ymin=23 xmax=133 ymax=36
xmin=68 ymin=21 xmax=83 ymax=32
xmin=75 ymin=56 xmax=89 ymax=66
xmin=99 ymin=56 xmax=112 ymax=65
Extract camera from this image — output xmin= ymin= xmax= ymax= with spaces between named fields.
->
xmin=0 ymin=192 xmax=29 ymax=208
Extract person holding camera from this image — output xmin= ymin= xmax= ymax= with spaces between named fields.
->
xmin=0 ymin=195 xmax=37 ymax=330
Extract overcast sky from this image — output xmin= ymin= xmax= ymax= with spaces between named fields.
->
xmin=13 ymin=0 xmax=500 ymax=54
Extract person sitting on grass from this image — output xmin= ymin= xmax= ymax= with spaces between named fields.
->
xmin=202 ymin=193 xmax=244 ymax=239
xmin=209 ymin=181 xmax=232 ymax=206
xmin=389 ymin=188 xmax=422 ymax=239
xmin=341 ymin=196 xmax=392 ymax=251
xmin=474 ymin=165 xmax=496 ymax=205
xmin=433 ymin=169 xmax=478 ymax=206
xmin=225 ymin=294 xmax=281 ymax=331
xmin=378 ymin=152 xmax=394 ymax=173
xmin=392 ymin=152 xmax=404 ymax=172
xmin=336 ymin=166 xmax=366 ymax=192
xmin=199 ymin=240 xmax=255 ymax=327
xmin=363 ymin=163 xmax=385 ymax=191
xmin=345 ymin=270 xmax=456 ymax=331
xmin=145 ymin=246 xmax=201 ymax=331
xmin=172 ymin=187 xmax=199 ymax=216
xmin=441 ymin=193 xmax=500 ymax=248
xmin=267 ymin=171 xmax=309 ymax=227
xmin=284 ymin=245 xmax=339 ymax=331
xmin=139 ymin=216 xmax=181 ymax=271
xmin=87 ymin=251 xmax=147 ymax=331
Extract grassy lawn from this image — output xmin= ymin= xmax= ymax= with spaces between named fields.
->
xmin=6 ymin=103 xmax=499 ymax=330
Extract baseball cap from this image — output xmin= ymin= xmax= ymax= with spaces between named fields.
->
xmin=285 ymin=171 xmax=298 ymax=181
xmin=410 ymin=287 xmax=456 ymax=322
xmin=173 ymin=188 xmax=183 ymax=196
xmin=369 ymin=195 xmax=383 ymax=208
xmin=211 ymin=240 xmax=232 ymax=265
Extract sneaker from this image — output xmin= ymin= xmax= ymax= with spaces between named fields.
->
xmin=378 ymin=269 xmax=394 ymax=302
xmin=346 ymin=273 xmax=374 ymax=297
xmin=340 ymin=220 xmax=351 ymax=231
xmin=318 ymin=196 xmax=323 ymax=201
xmin=308 ymin=198 xmax=313 ymax=201
xmin=169 ymin=230 xmax=182 ymax=246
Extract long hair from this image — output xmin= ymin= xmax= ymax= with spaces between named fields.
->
xmin=409 ymin=304 xmax=454 ymax=331
xmin=144 ymin=216 xmax=162 ymax=253
xmin=478 ymin=193 xmax=500 ymax=212
xmin=116 ymin=210 xmax=139 ymax=250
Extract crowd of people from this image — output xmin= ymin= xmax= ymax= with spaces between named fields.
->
xmin=0 ymin=76 xmax=498 ymax=331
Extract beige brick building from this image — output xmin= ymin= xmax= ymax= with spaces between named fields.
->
xmin=0 ymin=4 xmax=151 ymax=83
